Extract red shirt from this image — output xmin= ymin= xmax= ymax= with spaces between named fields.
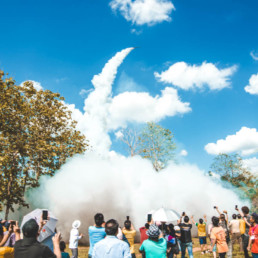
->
xmin=139 ymin=227 xmax=148 ymax=244
xmin=249 ymin=224 xmax=258 ymax=254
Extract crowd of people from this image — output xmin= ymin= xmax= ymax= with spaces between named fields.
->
xmin=0 ymin=205 xmax=257 ymax=258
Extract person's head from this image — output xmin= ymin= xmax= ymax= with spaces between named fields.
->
xmin=94 ymin=213 xmax=104 ymax=227
xmin=241 ymin=206 xmax=249 ymax=215
xmin=184 ymin=216 xmax=189 ymax=223
xmin=212 ymin=216 xmax=220 ymax=227
xmin=124 ymin=220 xmax=131 ymax=230
xmin=250 ymin=213 xmax=258 ymax=224
xmin=168 ymin=223 xmax=175 ymax=236
xmin=199 ymin=218 xmax=204 ymax=224
xmin=59 ymin=241 xmax=66 ymax=252
xmin=237 ymin=214 xmax=241 ymax=219
xmin=22 ymin=219 xmax=39 ymax=238
xmin=105 ymin=219 xmax=119 ymax=236
xmin=220 ymin=214 xmax=226 ymax=221
xmin=145 ymin=223 xmax=150 ymax=229
xmin=232 ymin=214 xmax=237 ymax=219
xmin=146 ymin=225 xmax=160 ymax=241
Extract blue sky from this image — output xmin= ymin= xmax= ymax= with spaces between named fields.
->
xmin=1 ymin=0 xmax=258 ymax=172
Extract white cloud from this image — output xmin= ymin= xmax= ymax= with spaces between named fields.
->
xmin=180 ymin=150 xmax=188 ymax=156
xmin=115 ymin=130 xmax=124 ymax=139
xmin=108 ymin=87 xmax=191 ymax=129
xmin=250 ymin=51 xmax=258 ymax=61
xmin=244 ymin=73 xmax=258 ymax=95
xmin=243 ymin=157 xmax=258 ymax=176
xmin=205 ymin=127 xmax=258 ymax=156
xmin=20 ymin=80 xmax=43 ymax=91
xmin=79 ymin=88 xmax=93 ymax=97
xmin=130 ymin=28 xmax=143 ymax=35
xmin=110 ymin=0 xmax=175 ymax=26
xmin=155 ymin=62 xmax=237 ymax=91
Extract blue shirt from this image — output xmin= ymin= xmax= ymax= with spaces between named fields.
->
xmin=61 ymin=252 xmax=70 ymax=258
xmin=92 ymin=235 xmax=131 ymax=258
xmin=88 ymin=226 xmax=106 ymax=255
xmin=139 ymin=238 xmax=167 ymax=258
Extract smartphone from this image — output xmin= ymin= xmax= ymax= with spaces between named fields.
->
xmin=126 ymin=216 xmax=129 ymax=221
xmin=42 ymin=210 xmax=48 ymax=220
xmin=10 ymin=221 xmax=16 ymax=226
xmin=235 ymin=205 xmax=238 ymax=209
xmin=147 ymin=214 xmax=152 ymax=222
xmin=214 ymin=206 xmax=217 ymax=209
xmin=182 ymin=212 xmax=185 ymax=216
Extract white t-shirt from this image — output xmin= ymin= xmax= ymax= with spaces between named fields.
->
xmin=229 ymin=219 xmax=240 ymax=234
xmin=69 ymin=228 xmax=82 ymax=248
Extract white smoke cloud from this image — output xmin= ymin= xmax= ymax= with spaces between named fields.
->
xmin=154 ymin=62 xmax=237 ymax=91
xmin=110 ymin=0 xmax=175 ymax=26
xmin=20 ymin=80 xmax=43 ymax=91
xmin=205 ymin=127 xmax=258 ymax=156
xmin=24 ymin=48 xmax=248 ymax=242
xmin=28 ymin=153 xmax=248 ymax=241
xmin=244 ymin=73 xmax=258 ymax=95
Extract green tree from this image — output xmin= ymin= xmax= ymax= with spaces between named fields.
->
xmin=210 ymin=153 xmax=257 ymax=211
xmin=138 ymin=122 xmax=176 ymax=171
xmin=0 ymin=70 xmax=88 ymax=219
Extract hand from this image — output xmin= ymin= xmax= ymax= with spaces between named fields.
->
xmin=52 ymin=232 xmax=61 ymax=245
xmin=8 ymin=224 xmax=14 ymax=234
xmin=247 ymin=246 xmax=251 ymax=251
xmin=191 ymin=215 xmax=194 ymax=219
xmin=80 ymin=233 xmax=84 ymax=238
xmin=204 ymin=214 xmax=207 ymax=218
xmin=223 ymin=210 xmax=227 ymax=214
xmin=13 ymin=221 xmax=20 ymax=233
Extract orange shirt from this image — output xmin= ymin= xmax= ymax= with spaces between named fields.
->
xmin=249 ymin=225 xmax=258 ymax=254
xmin=210 ymin=226 xmax=228 ymax=253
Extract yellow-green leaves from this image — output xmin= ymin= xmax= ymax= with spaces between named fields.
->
xmin=0 ymin=70 xmax=88 ymax=219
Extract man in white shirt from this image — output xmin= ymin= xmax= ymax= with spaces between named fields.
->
xmin=229 ymin=214 xmax=242 ymax=253
xmin=69 ymin=220 xmax=83 ymax=258
xmin=93 ymin=219 xmax=131 ymax=258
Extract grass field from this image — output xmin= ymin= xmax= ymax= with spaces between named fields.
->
xmin=65 ymin=238 xmax=248 ymax=257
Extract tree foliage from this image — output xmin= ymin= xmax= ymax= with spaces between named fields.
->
xmin=210 ymin=153 xmax=258 ymax=211
xmin=0 ymin=71 xmax=88 ymax=219
xmin=119 ymin=122 xmax=176 ymax=171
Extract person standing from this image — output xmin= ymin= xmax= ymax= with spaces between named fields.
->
xmin=210 ymin=217 xmax=228 ymax=258
xmin=14 ymin=219 xmax=61 ymax=258
xmin=192 ymin=215 xmax=208 ymax=254
xmin=237 ymin=206 xmax=251 ymax=258
xmin=229 ymin=214 xmax=242 ymax=253
xmin=93 ymin=219 xmax=131 ymax=258
xmin=69 ymin=220 xmax=83 ymax=258
xmin=139 ymin=223 xmax=150 ymax=245
xmin=122 ymin=220 xmax=136 ymax=258
xmin=178 ymin=215 xmax=193 ymax=258
xmin=88 ymin=213 xmax=106 ymax=258
xmin=139 ymin=225 xmax=167 ymax=258
xmin=248 ymin=213 xmax=258 ymax=258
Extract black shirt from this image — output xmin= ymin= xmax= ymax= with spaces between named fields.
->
xmin=179 ymin=223 xmax=192 ymax=243
xmin=14 ymin=237 xmax=56 ymax=258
